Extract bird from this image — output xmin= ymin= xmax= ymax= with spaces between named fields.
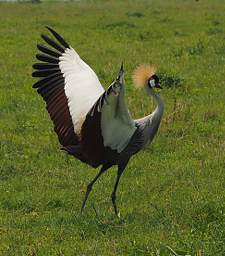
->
xmin=32 ymin=27 xmax=164 ymax=216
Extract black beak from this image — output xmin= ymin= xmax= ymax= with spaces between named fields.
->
xmin=155 ymin=83 xmax=162 ymax=89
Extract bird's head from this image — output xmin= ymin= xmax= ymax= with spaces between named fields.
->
xmin=148 ymin=74 xmax=162 ymax=89
xmin=132 ymin=64 xmax=162 ymax=94
xmin=110 ymin=63 xmax=125 ymax=96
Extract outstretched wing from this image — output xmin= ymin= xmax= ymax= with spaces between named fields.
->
xmin=81 ymin=78 xmax=137 ymax=166
xmin=32 ymin=27 xmax=104 ymax=147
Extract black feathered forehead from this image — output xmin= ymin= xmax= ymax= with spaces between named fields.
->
xmin=149 ymin=74 xmax=159 ymax=83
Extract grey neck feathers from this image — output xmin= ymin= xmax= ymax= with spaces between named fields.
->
xmin=148 ymin=88 xmax=164 ymax=123
xmin=136 ymin=88 xmax=164 ymax=144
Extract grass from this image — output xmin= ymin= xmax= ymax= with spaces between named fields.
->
xmin=0 ymin=0 xmax=225 ymax=255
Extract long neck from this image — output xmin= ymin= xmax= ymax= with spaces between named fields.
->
xmin=136 ymin=88 xmax=164 ymax=145
xmin=148 ymin=88 xmax=164 ymax=123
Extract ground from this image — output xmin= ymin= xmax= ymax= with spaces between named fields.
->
xmin=0 ymin=0 xmax=225 ymax=255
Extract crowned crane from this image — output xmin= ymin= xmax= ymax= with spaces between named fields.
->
xmin=32 ymin=27 xmax=164 ymax=216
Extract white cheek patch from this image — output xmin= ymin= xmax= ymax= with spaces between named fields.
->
xmin=150 ymin=79 xmax=155 ymax=87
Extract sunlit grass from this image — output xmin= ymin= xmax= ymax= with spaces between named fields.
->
xmin=0 ymin=0 xmax=225 ymax=255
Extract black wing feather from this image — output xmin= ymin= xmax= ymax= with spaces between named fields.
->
xmin=37 ymin=44 xmax=61 ymax=58
xmin=32 ymin=68 xmax=60 ymax=78
xmin=32 ymin=73 xmax=61 ymax=88
xmin=41 ymin=34 xmax=65 ymax=53
xmin=46 ymin=26 xmax=70 ymax=48
xmin=38 ymin=80 xmax=63 ymax=97
xmin=35 ymin=76 xmax=64 ymax=91
xmin=33 ymin=63 xmax=59 ymax=70
xmin=36 ymin=54 xmax=59 ymax=64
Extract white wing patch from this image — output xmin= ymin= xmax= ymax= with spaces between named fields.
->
xmin=101 ymin=86 xmax=137 ymax=153
xmin=59 ymin=47 xmax=104 ymax=135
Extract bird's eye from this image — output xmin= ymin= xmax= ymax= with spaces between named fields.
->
xmin=149 ymin=79 xmax=155 ymax=88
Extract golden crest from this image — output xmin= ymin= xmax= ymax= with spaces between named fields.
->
xmin=132 ymin=64 xmax=156 ymax=88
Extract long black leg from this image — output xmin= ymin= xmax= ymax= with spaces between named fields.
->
xmin=81 ymin=163 xmax=112 ymax=213
xmin=111 ymin=159 xmax=129 ymax=217
xmin=111 ymin=169 xmax=123 ymax=217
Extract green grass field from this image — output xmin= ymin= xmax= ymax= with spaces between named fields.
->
xmin=0 ymin=0 xmax=225 ymax=255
